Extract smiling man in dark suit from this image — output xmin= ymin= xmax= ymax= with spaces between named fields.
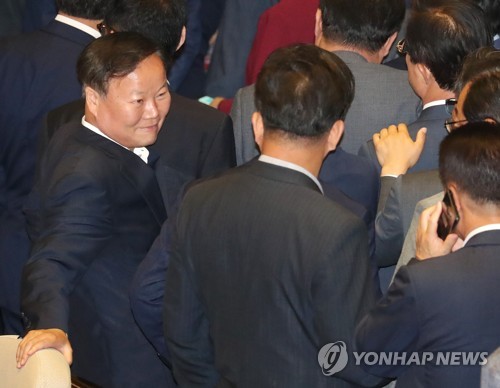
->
xmin=164 ymin=44 xmax=383 ymax=388
xmin=0 ymin=0 xmax=113 ymax=335
xmin=16 ymin=32 xmax=171 ymax=387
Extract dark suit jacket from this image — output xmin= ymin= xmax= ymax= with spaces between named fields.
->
xmin=356 ymin=230 xmax=500 ymax=388
xmin=22 ymin=122 xmax=170 ymax=387
xmin=164 ymin=160 xmax=384 ymax=388
xmin=0 ymin=20 xmax=95 ymax=334
xmin=39 ymin=94 xmax=236 ymax=381
xmin=230 ymin=84 xmax=380 ymax=223
xmin=40 ymin=92 xmax=236 ymax=216
xmin=205 ymin=0 xmax=278 ymax=97
xmin=358 ymin=104 xmax=450 ymax=173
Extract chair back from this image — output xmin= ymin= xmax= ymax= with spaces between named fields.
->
xmin=0 ymin=335 xmax=71 ymax=388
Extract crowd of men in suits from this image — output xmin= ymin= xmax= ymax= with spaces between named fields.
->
xmin=1 ymin=0 xmax=500 ymax=387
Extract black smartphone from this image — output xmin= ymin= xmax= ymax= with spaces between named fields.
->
xmin=437 ymin=190 xmax=460 ymax=240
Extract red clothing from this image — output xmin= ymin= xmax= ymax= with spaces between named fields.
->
xmin=245 ymin=0 xmax=319 ymax=85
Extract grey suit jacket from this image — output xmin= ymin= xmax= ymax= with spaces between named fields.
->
xmin=375 ymin=171 xmax=443 ymax=267
xmin=232 ymin=53 xmax=419 ymax=160
xmin=359 ymin=103 xmax=450 ymax=173
xmin=164 ymin=160 xmax=383 ymax=387
xmin=394 ymin=191 xmax=443 ymax=276
xmin=334 ymin=51 xmax=419 ymax=154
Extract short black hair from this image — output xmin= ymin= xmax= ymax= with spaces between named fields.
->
xmin=440 ymin=122 xmax=500 ymax=204
xmin=56 ymin=0 xmax=114 ymax=19
xmin=105 ymin=0 xmax=186 ymax=62
xmin=319 ymin=0 xmax=405 ymax=53
xmin=405 ymin=2 xmax=491 ymax=91
xmin=77 ymin=32 xmax=163 ymax=95
xmin=255 ymin=44 xmax=354 ymax=139
xmin=477 ymin=0 xmax=500 ymax=35
xmin=463 ymin=72 xmax=500 ymax=124
xmin=455 ymin=47 xmax=500 ymax=92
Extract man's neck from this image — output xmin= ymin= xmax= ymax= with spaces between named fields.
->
xmin=259 ymin=144 xmax=325 ymax=178
xmin=420 ymin=83 xmax=455 ymax=107
xmin=316 ymin=39 xmax=383 ymax=64
xmin=58 ymin=12 xmax=101 ymax=31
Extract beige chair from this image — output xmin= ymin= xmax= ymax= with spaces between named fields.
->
xmin=0 ymin=335 xmax=71 ymax=388
xmin=482 ymin=347 xmax=500 ymax=388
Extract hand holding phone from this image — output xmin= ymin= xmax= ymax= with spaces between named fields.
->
xmin=437 ymin=190 xmax=460 ymax=240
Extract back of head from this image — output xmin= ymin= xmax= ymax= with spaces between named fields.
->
xmin=439 ymin=122 xmax=500 ymax=205
xmin=456 ymin=47 xmax=500 ymax=92
xmin=77 ymin=31 xmax=163 ymax=96
xmin=56 ymin=0 xmax=114 ymax=20
xmin=477 ymin=0 xmax=500 ymax=35
xmin=405 ymin=1 xmax=491 ymax=90
xmin=105 ymin=0 xmax=186 ymax=62
xmin=319 ymin=0 xmax=405 ymax=53
xmin=255 ymin=44 xmax=354 ymax=139
xmin=463 ymin=71 xmax=500 ymax=124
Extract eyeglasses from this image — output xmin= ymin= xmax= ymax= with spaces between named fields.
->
xmin=445 ymin=98 xmax=456 ymax=115
xmin=397 ymin=39 xmax=407 ymax=55
xmin=444 ymin=118 xmax=468 ymax=133
xmin=97 ymin=22 xmax=115 ymax=36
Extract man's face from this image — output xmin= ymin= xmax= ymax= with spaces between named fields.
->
xmin=92 ymin=54 xmax=170 ymax=148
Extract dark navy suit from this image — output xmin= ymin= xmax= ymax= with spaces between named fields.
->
xmin=356 ymin=230 xmax=500 ymax=388
xmin=0 ymin=20 xmax=95 ymax=333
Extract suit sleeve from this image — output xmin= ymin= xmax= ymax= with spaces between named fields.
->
xmin=374 ymin=176 xmax=406 ymax=267
xmin=312 ymin=216 xmax=385 ymax=387
xmin=230 ymin=85 xmax=260 ymax=166
xmin=129 ymin=219 xmax=174 ymax=363
xmin=199 ymin=114 xmax=236 ymax=177
xmin=21 ymin=170 xmax=113 ymax=332
xmin=163 ymin=215 xmax=219 ymax=387
xmin=355 ymin=264 xmax=420 ymax=378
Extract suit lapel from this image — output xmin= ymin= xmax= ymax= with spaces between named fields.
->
xmin=74 ymin=126 xmax=167 ymax=225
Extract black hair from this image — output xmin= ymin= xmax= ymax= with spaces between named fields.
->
xmin=455 ymin=47 xmax=500 ymax=92
xmin=105 ymin=0 xmax=186 ymax=62
xmin=77 ymin=31 xmax=163 ymax=95
xmin=463 ymin=72 xmax=500 ymax=123
xmin=255 ymin=44 xmax=354 ymax=139
xmin=440 ymin=122 xmax=500 ymax=204
xmin=56 ymin=0 xmax=114 ymax=20
xmin=319 ymin=0 xmax=406 ymax=53
xmin=405 ymin=2 xmax=491 ymax=90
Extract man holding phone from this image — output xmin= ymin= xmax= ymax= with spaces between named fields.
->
xmin=355 ymin=122 xmax=500 ymax=388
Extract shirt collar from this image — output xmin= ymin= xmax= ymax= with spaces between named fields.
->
xmin=422 ymin=100 xmax=446 ymax=111
xmin=81 ymin=116 xmax=149 ymax=163
xmin=55 ymin=14 xmax=101 ymax=39
xmin=463 ymin=224 xmax=500 ymax=246
xmin=258 ymin=155 xmax=323 ymax=194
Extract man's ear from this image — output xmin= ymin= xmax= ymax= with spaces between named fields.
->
xmin=380 ymin=31 xmax=398 ymax=60
xmin=314 ymin=9 xmax=323 ymax=45
xmin=176 ymin=26 xmax=187 ymax=51
xmin=416 ymin=62 xmax=434 ymax=85
xmin=448 ymin=184 xmax=463 ymax=215
xmin=252 ymin=111 xmax=264 ymax=151
xmin=85 ymin=86 xmax=101 ymax=117
xmin=325 ymin=120 xmax=345 ymax=154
